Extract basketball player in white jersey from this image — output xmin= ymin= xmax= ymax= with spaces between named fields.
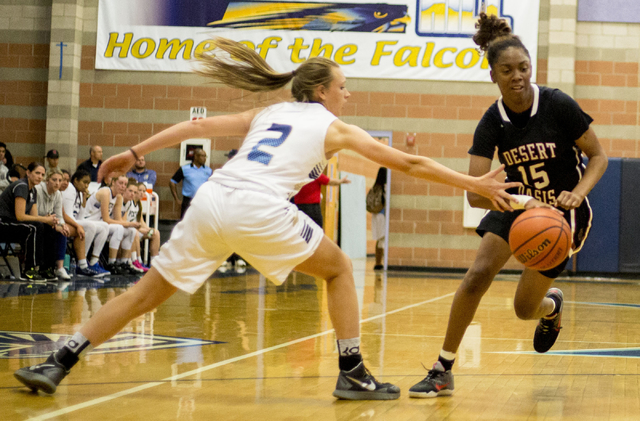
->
xmin=62 ymin=169 xmax=110 ymax=277
xmin=128 ymin=181 xmax=160 ymax=271
xmin=114 ymin=180 xmax=145 ymax=273
xmin=83 ymin=174 xmax=140 ymax=275
xmin=15 ymin=38 xmax=519 ymax=399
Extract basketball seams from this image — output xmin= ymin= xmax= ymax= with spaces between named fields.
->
xmin=511 ymin=225 xmax=563 ymax=255
xmin=511 ymin=215 xmax=567 ymax=230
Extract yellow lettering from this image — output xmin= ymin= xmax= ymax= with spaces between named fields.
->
xmin=545 ymin=143 xmax=557 ymax=158
xmin=310 ymin=39 xmax=333 ymax=58
xmin=502 ymin=152 xmax=513 ymax=166
xmin=481 ymin=55 xmax=489 ymax=69
xmin=156 ymin=39 xmax=193 ymax=60
xmin=394 ymin=46 xmax=420 ymax=67
xmin=455 ymin=48 xmax=480 ymax=69
xmin=536 ymin=143 xmax=548 ymax=159
xmin=421 ymin=42 xmax=435 ymax=67
xmin=104 ymin=32 xmax=133 ymax=58
xmin=434 ymin=47 xmax=456 ymax=68
xmin=195 ymin=40 xmax=217 ymax=58
xmin=526 ymin=144 xmax=538 ymax=160
xmin=238 ymin=41 xmax=255 ymax=50
xmin=288 ymin=38 xmax=309 ymax=63
xmin=518 ymin=145 xmax=529 ymax=162
xmin=131 ymin=38 xmax=156 ymax=59
xmin=334 ymin=44 xmax=357 ymax=65
xmin=510 ymin=150 xmax=521 ymax=164
xmin=257 ymin=37 xmax=281 ymax=59
xmin=371 ymin=41 xmax=397 ymax=66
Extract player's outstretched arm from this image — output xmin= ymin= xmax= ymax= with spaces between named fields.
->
xmin=325 ymin=120 xmax=520 ymax=211
xmin=98 ymin=109 xmax=259 ymax=181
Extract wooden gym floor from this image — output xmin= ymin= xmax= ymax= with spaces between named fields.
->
xmin=2 ymin=258 xmax=640 ymax=420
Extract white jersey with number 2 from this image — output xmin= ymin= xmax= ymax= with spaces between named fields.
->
xmin=210 ymin=102 xmax=338 ymax=200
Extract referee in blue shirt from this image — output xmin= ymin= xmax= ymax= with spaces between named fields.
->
xmin=170 ymin=148 xmax=212 ymax=219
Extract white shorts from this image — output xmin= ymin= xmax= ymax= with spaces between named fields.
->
xmin=371 ymin=212 xmax=386 ymax=242
xmin=153 ymin=182 xmax=324 ymax=294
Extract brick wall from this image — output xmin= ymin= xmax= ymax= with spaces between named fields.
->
xmin=0 ymin=1 xmax=50 ymax=165
xmin=0 ymin=40 xmax=50 ymax=165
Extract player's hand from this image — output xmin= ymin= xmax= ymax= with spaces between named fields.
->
xmin=139 ymin=227 xmax=150 ymax=235
xmin=98 ymin=150 xmax=136 ymax=182
xmin=555 ymin=191 xmax=584 ymax=210
xmin=524 ymin=198 xmax=564 ymax=215
xmin=77 ymin=225 xmax=85 ymax=240
xmin=475 ymin=165 xmax=522 ymax=212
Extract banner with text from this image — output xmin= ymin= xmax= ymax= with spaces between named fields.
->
xmin=96 ymin=0 xmax=540 ymax=82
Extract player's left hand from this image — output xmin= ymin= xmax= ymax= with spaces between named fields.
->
xmin=98 ymin=150 xmax=136 ymax=182
xmin=556 ymin=191 xmax=584 ymax=210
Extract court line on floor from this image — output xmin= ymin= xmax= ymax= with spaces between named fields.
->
xmin=360 ymin=332 xmax=640 ymax=346
xmin=27 ymin=291 xmax=455 ymax=420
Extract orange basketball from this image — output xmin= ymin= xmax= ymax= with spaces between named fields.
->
xmin=509 ymin=207 xmax=571 ymax=271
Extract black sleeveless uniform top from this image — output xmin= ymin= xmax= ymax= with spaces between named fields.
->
xmin=469 ymin=85 xmax=593 ymax=206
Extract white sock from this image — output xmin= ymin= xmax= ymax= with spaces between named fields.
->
xmin=336 ymin=338 xmax=361 ymax=356
xmin=78 ymin=259 xmax=88 ymax=269
xmin=440 ymin=349 xmax=456 ymax=361
xmin=89 ymin=256 xmax=99 ymax=266
xmin=131 ymin=251 xmax=137 ymax=261
xmin=544 ymin=299 xmax=557 ymax=319
xmin=117 ymin=258 xmax=127 ymax=264
xmin=108 ymin=258 xmax=116 ymax=264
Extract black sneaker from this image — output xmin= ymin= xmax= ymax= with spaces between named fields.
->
xmin=118 ymin=263 xmax=139 ymax=275
xmin=105 ymin=263 xmax=126 ymax=275
xmin=409 ymin=361 xmax=454 ymax=398
xmin=39 ymin=267 xmax=58 ymax=281
xmin=14 ymin=353 xmax=68 ymax=394
xmin=533 ymin=288 xmax=564 ymax=353
xmin=23 ymin=268 xmax=46 ymax=282
xmin=333 ymin=361 xmax=400 ymax=400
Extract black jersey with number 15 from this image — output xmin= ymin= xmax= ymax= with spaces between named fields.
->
xmin=469 ymin=85 xmax=593 ymax=206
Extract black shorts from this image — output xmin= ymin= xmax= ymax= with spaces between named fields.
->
xmin=476 ymin=199 xmax=593 ymax=278
xmin=295 ymin=203 xmax=323 ymax=228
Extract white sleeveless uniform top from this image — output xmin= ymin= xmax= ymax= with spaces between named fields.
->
xmin=62 ymin=183 xmax=85 ymax=220
xmin=84 ymin=186 xmax=117 ymax=221
xmin=122 ymin=200 xmax=139 ymax=223
xmin=210 ymin=102 xmax=338 ymax=200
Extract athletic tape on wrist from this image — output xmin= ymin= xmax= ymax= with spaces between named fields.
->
xmin=510 ymin=195 xmax=534 ymax=210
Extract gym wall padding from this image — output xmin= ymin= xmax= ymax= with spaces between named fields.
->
xmin=576 ymin=158 xmax=620 ymax=273
xmin=619 ymin=159 xmax=640 ymax=273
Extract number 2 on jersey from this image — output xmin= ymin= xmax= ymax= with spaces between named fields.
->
xmin=248 ymin=123 xmax=292 ymax=165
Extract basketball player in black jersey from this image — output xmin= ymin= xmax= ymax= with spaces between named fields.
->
xmin=409 ymin=13 xmax=608 ymax=398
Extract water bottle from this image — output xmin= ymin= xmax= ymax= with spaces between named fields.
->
xmin=69 ymin=258 xmax=76 ymax=277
